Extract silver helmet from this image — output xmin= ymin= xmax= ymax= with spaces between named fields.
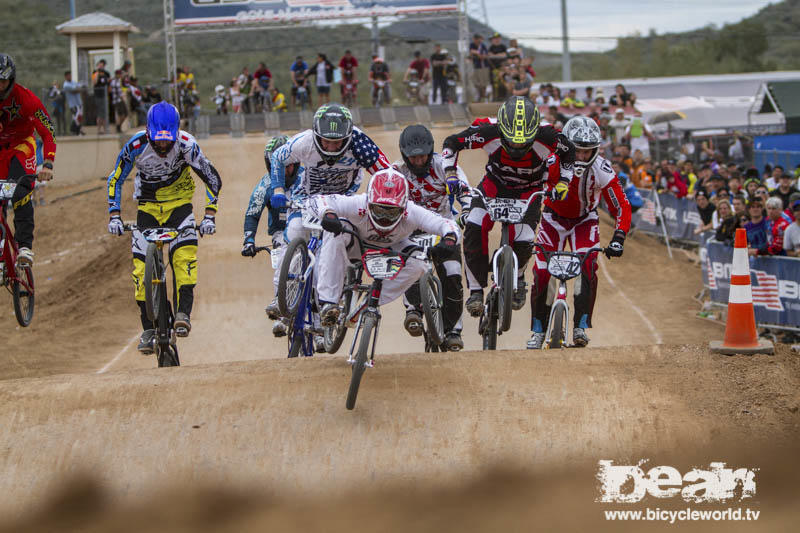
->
xmin=562 ymin=116 xmax=602 ymax=177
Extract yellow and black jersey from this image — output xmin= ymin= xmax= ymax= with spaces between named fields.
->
xmin=107 ymin=130 xmax=221 ymax=212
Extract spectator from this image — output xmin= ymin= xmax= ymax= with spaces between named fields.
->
xmin=127 ymin=76 xmax=144 ymax=127
xmin=430 ymin=43 xmax=448 ymax=104
xmin=744 ymin=198 xmax=769 ymax=253
xmin=634 ymin=157 xmax=655 ymax=188
xmin=770 ymin=172 xmax=799 ymax=209
xmin=469 ymin=33 xmax=489 ymax=102
xmin=682 ymin=161 xmax=698 ymax=194
xmin=765 ymin=165 xmax=783 ymax=190
xmin=594 ymin=87 xmax=605 ymax=105
xmin=91 ymin=59 xmax=110 ymax=134
xmin=783 ymin=200 xmax=800 ymax=256
xmin=143 ymin=85 xmax=162 ymax=106
xmin=712 ymin=198 xmax=732 ymax=230
xmin=705 ymin=174 xmax=725 ymax=196
xmin=608 ymin=108 xmax=629 ymax=144
xmin=584 ymin=86 xmax=594 ymax=103
xmin=487 ymin=32 xmax=507 ymax=101
xmin=728 ymin=132 xmax=745 ymax=164
xmin=752 ymin=197 xmax=790 ymax=256
xmin=743 ymin=177 xmax=760 ymax=200
xmin=212 ymin=84 xmax=228 ymax=115
xmin=561 ymin=88 xmax=584 ymax=109
xmin=714 ymin=188 xmax=731 ymax=206
xmin=338 ymin=49 xmax=358 ymax=73
xmin=728 ymin=173 xmax=743 ymax=197
xmin=732 ymin=194 xmax=747 ymax=218
xmin=254 ymin=62 xmax=272 ymax=111
xmin=754 ymin=184 xmax=770 ymax=206
xmin=714 ymin=200 xmax=740 ymax=246
xmin=624 ymin=116 xmax=654 ymax=158
xmin=289 ymin=56 xmax=309 ymax=109
xmin=609 ymin=83 xmax=633 ymax=107
xmin=444 ymin=52 xmax=460 ymax=103
xmin=47 ymin=80 xmax=66 ymax=137
xmin=62 ymin=71 xmax=84 ymax=135
xmin=230 ymin=78 xmax=243 ymax=113
xmin=661 ymin=160 xmax=687 ymax=198
xmin=309 ymin=53 xmax=334 ymax=105
xmin=694 ymin=190 xmax=715 ymax=234
xmin=368 ymin=55 xmax=391 ymax=106
xmin=109 ymin=69 xmax=128 ymax=133
xmin=782 ymin=192 xmax=800 ymax=223
xmin=510 ymin=64 xmax=532 ymax=97
xmin=270 ymin=86 xmax=287 ymax=112
xmin=237 ymin=66 xmax=254 ymax=113
xmin=405 ymin=50 xmax=430 ymax=84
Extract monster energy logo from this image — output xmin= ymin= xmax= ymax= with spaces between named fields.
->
xmin=329 ymin=121 xmax=337 ymax=131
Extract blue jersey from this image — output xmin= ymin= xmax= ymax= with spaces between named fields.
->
xmin=244 ymin=166 xmax=305 ymax=242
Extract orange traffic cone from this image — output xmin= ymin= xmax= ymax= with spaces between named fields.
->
xmin=710 ymin=228 xmax=774 ymax=355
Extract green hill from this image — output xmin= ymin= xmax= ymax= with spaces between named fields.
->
xmin=2 ymin=0 xmax=800 ymax=103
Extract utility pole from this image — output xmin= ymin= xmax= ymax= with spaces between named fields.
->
xmin=70 ymin=0 xmax=76 ymax=18
xmin=560 ymin=0 xmax=571 ymax=82
xmin=371 ymin=16 xmax=379 ymax=56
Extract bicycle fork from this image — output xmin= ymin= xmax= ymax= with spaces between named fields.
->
xmin=347 ymin=282 xmax=382 ymax=369
xmin=545 ymin=282 xmax=570 ymax=348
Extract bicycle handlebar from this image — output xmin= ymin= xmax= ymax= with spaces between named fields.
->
xmin=339 ymin=226 xmax=426 ymax=260
xmin=533 ymin=243 xmax=607 ymax=258
xmin=469 ymin=187 xmax=546 ymax=211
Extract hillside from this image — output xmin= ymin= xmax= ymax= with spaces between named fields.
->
xmin=2 ymin=0 xmax=800 ymax=100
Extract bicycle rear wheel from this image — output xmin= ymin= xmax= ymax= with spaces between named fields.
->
xmin=497 ymin=246 xmax=514 ymax=333
xmin=156 ymin=294 xmax=180 ymax=367
xmin=144 ymin=243 xmax=163 ymax=322
xmin=481 ymin=293 xmax=498 ymax=350
xmin=346 ymin=314 xmax=376 ymax=410
xmin=12 ymin=264 xmax=34 ymax=327
xmin=278 ymin=238 xmax=309 ymax=317
xmin=324 ymin=287 xmax=351 ymax=354
xmin=548 ymin=305 xmax=566 ymax=349
xmin=420 ymin=271 xmax=445 ymax=346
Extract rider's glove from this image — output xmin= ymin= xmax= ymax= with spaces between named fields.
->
xmin=554 ymin=133 xmax=576 ymax=165
xmin=604 ymin=229 xmax=626 ymax=259
xmin=107 ymin=215 xmax=124 ymax=236
xmin=198 ymin=214 xmax=216 ymax=236
xmin=321 ymin=212 xmax=343 ymax=235
xmin=551 ymin=181 xmax=569 ymax=202
xmin=432 ymin=233 xmax=459 ymax=259
xmin=445 ymin=173 xmax=463 ymax=196
xmin=457 ymin=208 xmax=470 ymax=229
xmin=270 ymin=192 xmax=287 ymax=209
xmin=241 ymin=237 xmax=256 ymax=257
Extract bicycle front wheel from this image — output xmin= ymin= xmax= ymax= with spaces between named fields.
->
xmin=481 ymin=293 xmax=498 ymax=350
xmin=420 ymin=271 xmax=445 ymax=346
xmin=12 ymin=264 xmax=34 ymax=327
xmin=346 ymin=314 xmax=376 ymax=410
xmin=497 ymin=246 xmax=515 ymax=333
xmin=548 ymin=305 xmax=566 ymax=349
xmin=144 ymin=243 xmax=163 ymax=322
xmin=278 ymin=238 xmax=309 ymax=317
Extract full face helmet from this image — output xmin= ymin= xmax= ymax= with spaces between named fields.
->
xmin=0 ymin=54 xmax=16 ymax=100
xmin=366 ymin=168 xmax=409 ymax=234
xmin=312 ymin=103 xmax=353 ymax=165
xmin=496 ymin=95 xmax=540 ymax=160
xmin=146 ymin=101 xmax=180 ymax=157
xmin=562 ymin=116 xmax=602 ymax=177
xmin=399 ymin=124 xmax=434 ymax=178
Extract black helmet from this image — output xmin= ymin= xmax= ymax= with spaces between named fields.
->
xmin=312 ymin=103 xmax=353 ymax=165
xmin=0 ymin=54 xmax=16 ymax=101
xmin=496 ymin=95 xmax=540 ymax=160
xmin=264 ymin=134 xmax=300 ymax=188
xmin=399 ymin=124 xmax=434 ymax=178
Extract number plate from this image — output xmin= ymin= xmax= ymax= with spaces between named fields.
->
xmin=363 ymin=252 xmax=405 ymax=280
xmin=0 ymin=182 xmax=16 ymax=200
xmin=484 ymin=197 xmax=528 ymax=223
xmin=270 ymin=248 xmax=281 ymax=269
xmin=409 ymin=234 xmax=440 ymax=248
xmin=142 ymin=228 xmax=179 ymax=243
xmin=547 ymin=254 xmax=582 ymax=279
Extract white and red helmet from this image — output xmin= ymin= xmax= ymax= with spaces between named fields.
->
xmin=367 ymin=169 xmax=409 ymax=234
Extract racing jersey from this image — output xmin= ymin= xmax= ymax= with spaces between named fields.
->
xmin=392 ymin=152 xmax=470 ymax=219
xmin=311 ymin=193 xmax=460 ymax=248
xmin=244 ymin=165 xmax=305 ymax=239
xmin=270 ymin=127 xmax=390 ymax=198
xmin=107 ymin=130 xmax=222 ymax=212
xmin=0 ymin=83 xmax=56 ymax=160
xmin=441 ymin=117 xmax=571 ymax=193
xmin=544 ymin=154 xmax=631 ymax=233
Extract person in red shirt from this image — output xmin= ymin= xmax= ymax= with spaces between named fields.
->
xmin=752 ymin=197 xmax=790 ymax=256
xmin=528 ymin=116 xmax=631 ymax=349
xmin=405 ymin=51 xmax=430 ymax=84
xmin=0 ymin=54 xmax=56 ymax=266
xmin=338 ymin=50 xmax=358 ymax=72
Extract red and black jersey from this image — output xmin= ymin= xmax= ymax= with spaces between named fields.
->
xmin=441 ymin=117 xmax=568 ymax=192
xmin=0 ymin=83 xmax=56 ymax=160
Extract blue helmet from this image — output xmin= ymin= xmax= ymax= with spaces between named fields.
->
xmin=146 ymin=101 xmax=180 ymax=156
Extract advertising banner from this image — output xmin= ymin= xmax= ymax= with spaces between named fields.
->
xmin=704 ymin=240 xmax=800 ymax=328
xmin=630 ymin=188 xmax=706 ymax=244
xmin=174 ymin=0 xmax=459 ymax=26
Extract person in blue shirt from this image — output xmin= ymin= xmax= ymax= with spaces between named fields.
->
xmin=290 ymin=56 xmax=310 ymax=109
xmin=242 ymin=135 xmax=303 ymax=337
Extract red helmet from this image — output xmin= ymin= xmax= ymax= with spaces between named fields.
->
xmin=367 ymin=169 xmax=409 ymax=234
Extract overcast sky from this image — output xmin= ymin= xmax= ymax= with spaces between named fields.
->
xmin=481 ymin=0 xmax=776 ymax=53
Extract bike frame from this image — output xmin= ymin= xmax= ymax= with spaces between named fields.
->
xmin=287 ymin=234 xmax=321 ymax=358
xmin=0 ymin=194 xmax=32 ymax=296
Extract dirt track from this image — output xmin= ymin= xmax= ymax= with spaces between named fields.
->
xmin=1 ymin=129 xmax=799 ymax=527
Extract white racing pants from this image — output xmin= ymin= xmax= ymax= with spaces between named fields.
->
xmin=317 ymin=221 xmax=428 ymax=306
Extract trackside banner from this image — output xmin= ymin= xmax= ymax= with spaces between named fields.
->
xmin=704 ymin=240 xmax=800 ymax=328
xmin=631 ymin=188 xmax=704 ymax=243
xmin=174 ymin=0 xmax=459 ymax=25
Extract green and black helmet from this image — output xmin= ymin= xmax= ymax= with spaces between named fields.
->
xmin=496 ymin=95 xmax=540 ymax=160
xmin=264 ymin=134 xmax=289 ymax=171
xmin=312 ymin=103 xmax=354 ymax=165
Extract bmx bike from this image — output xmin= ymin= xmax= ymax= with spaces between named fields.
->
xmin=0 ymin=182 xmax=34 ymax=327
